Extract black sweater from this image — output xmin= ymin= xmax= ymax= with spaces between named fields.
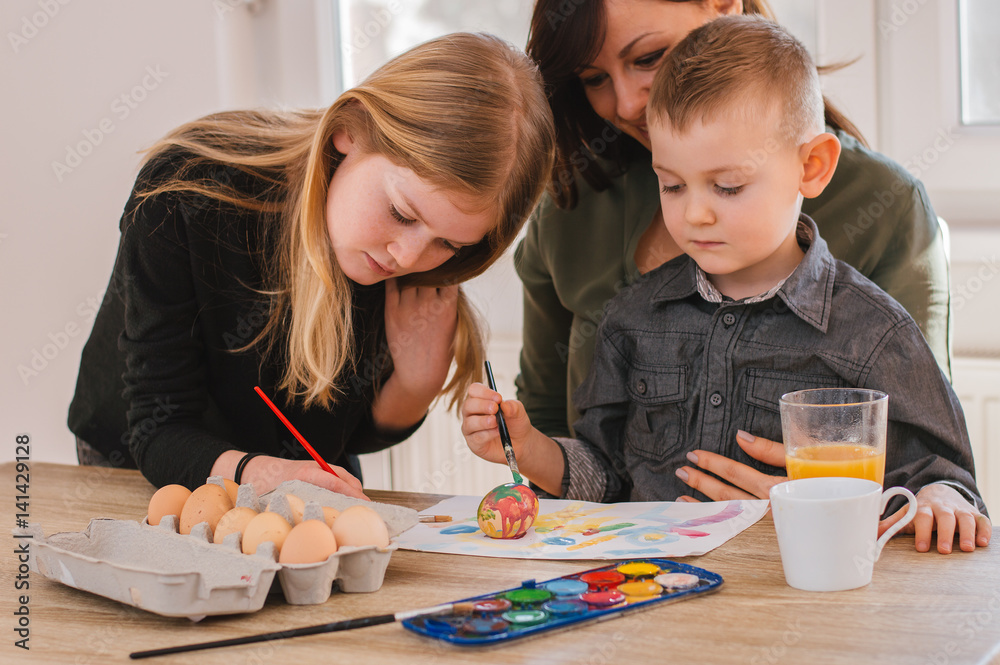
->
xmin=68 ymin=153 xmax=415 ymax=489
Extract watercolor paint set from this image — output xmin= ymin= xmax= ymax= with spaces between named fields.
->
xmin=402 ymin=558 xmax=722 ymax=645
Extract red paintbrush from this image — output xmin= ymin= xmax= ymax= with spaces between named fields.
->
xmin=253 ymin=385 xmax=340 ymax=478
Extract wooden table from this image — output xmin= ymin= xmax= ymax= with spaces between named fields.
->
xmin=2 ymin=463 xmax=998 ymax=664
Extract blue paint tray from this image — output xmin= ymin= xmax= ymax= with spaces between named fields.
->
xmin=402 ymin=558 xmax=721 ymax=645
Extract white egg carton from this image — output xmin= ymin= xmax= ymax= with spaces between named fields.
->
xmin=149 ymin=478 xmax=419 ymax=606
xmin=236 ymin=480 xmax=417 ymax=605
xmin=19 ymin=480 xmax=419 ymax=619
xmin=19 ymin=518 xmax=280 ymax=621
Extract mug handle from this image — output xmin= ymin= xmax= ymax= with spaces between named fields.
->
xmin=874 ymin=486 xmax=918 ymax=560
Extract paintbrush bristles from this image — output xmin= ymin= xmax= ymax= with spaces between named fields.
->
xmin=419 ymin=515 xmax=452 ymax=523
xmin=451 ymin=602 xmax=476 ymax=615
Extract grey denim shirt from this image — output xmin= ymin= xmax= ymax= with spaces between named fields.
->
xmin=568 ymin=215 xmax=984 ymax=512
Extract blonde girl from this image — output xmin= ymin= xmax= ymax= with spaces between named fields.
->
xmin=69 ymin=32 xmax=555 ymax=497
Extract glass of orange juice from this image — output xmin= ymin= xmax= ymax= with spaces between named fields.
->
xmin=779 ymin=389 xmax=888 ymax=485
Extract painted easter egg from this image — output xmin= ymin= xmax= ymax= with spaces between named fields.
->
xmin=477 ymin=483 xmax=539 ymax=539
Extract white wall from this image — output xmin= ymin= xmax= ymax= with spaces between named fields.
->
xmin=2 ymin=1 xmax=220 ymax=465
xmin=0 ymin=0 xmax=332 ymax=465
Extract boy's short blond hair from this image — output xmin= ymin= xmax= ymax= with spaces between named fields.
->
xmin=649 ymin=15 xmax=824 ymax=145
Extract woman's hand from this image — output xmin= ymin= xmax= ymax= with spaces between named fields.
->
xmin=242 ymin=455 xmax=369 ymax=500
xmin=674 ymin=430 xmax=786 ymax=501
xmin=372 ymin=280 xmax=458 ymax=430
xmin=879 ymin=483 xmax=991 ymax=553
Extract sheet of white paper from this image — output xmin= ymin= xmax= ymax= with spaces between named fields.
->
xmin=397 ymin=496 xmax=769 ymax=560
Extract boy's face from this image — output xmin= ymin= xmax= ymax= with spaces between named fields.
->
xmin=650 ymin=107 xmax=807 ymax=298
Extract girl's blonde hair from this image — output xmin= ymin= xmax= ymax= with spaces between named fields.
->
xmin=134 ymin=32 xmax=555 ymax=410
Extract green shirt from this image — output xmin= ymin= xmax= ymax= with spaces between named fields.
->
xmin=515 ymin=129 xmax=952 ymax=437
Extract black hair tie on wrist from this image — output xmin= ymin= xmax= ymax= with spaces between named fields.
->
xmin=234 ymin=452 xmax=266 ymax=485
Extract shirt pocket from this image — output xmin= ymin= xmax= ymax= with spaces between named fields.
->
xmin=741 ymin=369 xmax=849 ymax=443
xmin=624 ymin=365 xmax=687 ymax=461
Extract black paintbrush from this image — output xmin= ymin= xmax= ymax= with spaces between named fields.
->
xmin=129 ymin=602 xmax=475 ymax=659
xmin=484 ymin=360 xmax=524 ymax=484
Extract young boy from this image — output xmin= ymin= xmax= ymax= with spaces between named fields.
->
xmin=462 ymin=16 xmax=990 ymax=553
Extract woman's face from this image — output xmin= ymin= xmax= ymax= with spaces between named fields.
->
xmin=577 ymin=0 xmax=741 ymax=149
xmin=327 ymin=130 xmax=493 ymax=286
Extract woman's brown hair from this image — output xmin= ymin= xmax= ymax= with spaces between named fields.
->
xmin=527 ymin=0 xmax=864 ymax=208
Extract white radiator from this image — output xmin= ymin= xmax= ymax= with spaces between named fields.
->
xmin=359 ymin=336 xmax=521 ymax=496
xmin=362 ymin=349 xmax=1000 ymax=515
xmin=952 ymin=357 xmax=1000 ymax=514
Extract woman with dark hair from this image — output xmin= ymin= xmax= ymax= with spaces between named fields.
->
xmin=508 ymin=1 xmax=951 ymax=503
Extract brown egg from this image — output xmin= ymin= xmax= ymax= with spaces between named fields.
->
xmin=321 ymin=506 xmax=340 ymax=529
xmin=268 ymin=493 xmax=305 ymax=525
xmin=213 ymin=506 xmax=259 ymax=544
xmin=222 ymin=478 xmax=239 ymax=505
xmin=242 ymin=512 xmax=293 ymax=555
xmin=332 ymin=505 xmax=390 ymax=548
xmin=278 ymin=519 xmax=338 ymax=564
xmin=147 ymin=484 xmax=191 ymax=526
xmin=179 ymin=484 xmax=234 ymax=535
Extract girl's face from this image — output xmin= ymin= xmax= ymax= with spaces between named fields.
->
xmin=577 ymin=0 xmax=741 ymax=149
xmin=326 ymin=130 xmax=493 ymax=285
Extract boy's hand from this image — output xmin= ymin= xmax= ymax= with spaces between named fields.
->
xmin=461 ymin=382 xmax=533 ymax=466
xmin=880 ymin=483 xmax=991 ymax=553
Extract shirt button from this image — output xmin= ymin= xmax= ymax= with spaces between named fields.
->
xmin=710 ymin=392 xmax=724 ymax=407
xmin=636 ymin=380 xmax=647 ymax=395
xmin=723 ymin=312 xmax=737 ymax=326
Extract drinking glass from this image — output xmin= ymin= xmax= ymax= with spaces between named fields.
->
xmin=779 ymin=388 xmax=888 ymax=485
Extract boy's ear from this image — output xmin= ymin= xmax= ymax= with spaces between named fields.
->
xmin=799 ymin=132 xmax=841 ymax=199
xmin=709 ymin=0 xmax=744 ymax=17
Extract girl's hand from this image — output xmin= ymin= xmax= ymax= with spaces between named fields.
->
xmin=461 ymin=383 xmax=567 ymax=497
xmin=674 ymin=430 xmax=786 ymax=501
xmin=383 ymin=279 xmax=458 ymax=401
xmin=879 ymin=483 xmax=992 ymax=553
xmin=461 ymin=383 xmax=535 ymax=465
xmin=242 ymin=455 xmax=369 ymax=500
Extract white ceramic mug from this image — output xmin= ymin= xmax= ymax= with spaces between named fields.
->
xmin=770 ymin=477 xmax=918 ymax=592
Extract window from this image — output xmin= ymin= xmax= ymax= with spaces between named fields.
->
xmin=338 ymin=0 xmax=533 ymax=87
xmin=958 ymin=0 xmax=1000 ymax=125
